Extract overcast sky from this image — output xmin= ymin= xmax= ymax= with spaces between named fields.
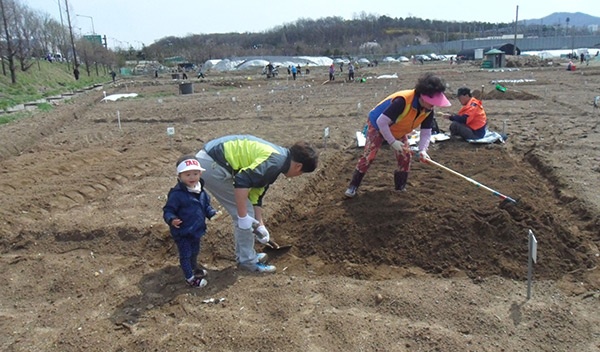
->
xmin=24 ymin=0 xmax=600 ymax=49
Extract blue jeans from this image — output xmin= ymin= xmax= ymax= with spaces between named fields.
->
xmin=174 ymin=235 xmax=200 ymax=279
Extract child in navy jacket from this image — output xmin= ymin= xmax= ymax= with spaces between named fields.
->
xmin=163 ymin=155 xmax=217 ymax=288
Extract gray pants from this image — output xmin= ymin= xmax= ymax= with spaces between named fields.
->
xmin=449 ymin=122 xmax=478 ymax=140
xmin=196 ymin=150 xmax=258 ymax=266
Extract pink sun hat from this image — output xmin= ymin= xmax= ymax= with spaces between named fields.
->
xmin=176 ymin=158 xmax=206 ymax=174
xmin=421 ymin=92 xmax=451 ymax=107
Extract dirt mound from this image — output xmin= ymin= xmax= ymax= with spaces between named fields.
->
xmin=263 ymin=140 xmax=598 ymax=285
xmin=506 ymin=55 xmax=554 ymax=68
xmin=481 ymin=88 xmax=540 ymax=100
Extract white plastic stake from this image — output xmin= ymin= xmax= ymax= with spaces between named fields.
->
xmin=167 ymin=127 xmax=175 ymax=149
xmin=117 ymin=110 xmax=121 ymax=130
xmin=527 ymin=229 xmax=538 ymax=300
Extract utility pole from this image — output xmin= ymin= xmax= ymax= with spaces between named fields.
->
xmin=56 ymin=0 xmax=71 ymax=70
xmin=513 ymin=5 xmax=519 ymax=56
xmin=64 ymin=0 xmax=78 ymax=77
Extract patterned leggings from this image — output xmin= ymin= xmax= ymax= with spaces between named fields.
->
xmin=355 ymin=121 xmax=412 ymax=174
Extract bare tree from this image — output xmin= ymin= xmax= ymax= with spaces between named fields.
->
xmin=34 ymin=12 xmax=63 ymax=61
xmin=13 ymin=1 xmax=37 ymax=72
xmin=75 ymin=37 xmax=94 ymax=76
xmin=0 ymin=0 xmax=17 ymax=83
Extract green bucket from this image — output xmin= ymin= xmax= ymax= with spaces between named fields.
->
xmin=495 ymin=84 xmax=507 ymax=92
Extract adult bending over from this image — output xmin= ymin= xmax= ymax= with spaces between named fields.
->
xmin=196 ymin=135 xmax=318 ymax=273
xmin=345 ymin=73 xmax=451 ymax=198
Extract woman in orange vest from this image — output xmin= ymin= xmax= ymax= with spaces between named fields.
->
xmin=344 ymin=73 xmax=451 ymax=198
xmin=441 ymin=87 xmax=487 ymax=140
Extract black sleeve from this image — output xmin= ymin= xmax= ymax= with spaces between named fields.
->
xmin=381 ymin=97 xmax=407 ymax=122
xmin=420 ymin=112 xmax=434 ymax=129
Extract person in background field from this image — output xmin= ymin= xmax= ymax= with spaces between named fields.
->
xmin=110 ymin=70 xmax=117 ymax=83
xmin=344 ymin=73 xmax=451 ymax=198
xmin=163 ymin=155 xmax=218 ymax=288
xmin=266 ymin=62 xmax=274 ymax=78
xmin=348 ymin=62 xmax=355 ymax=81
xmin=291 ymin=65 xmax=297 ymax=80
xmin=585 ymin=52 xmax=591 ymax=66
xmin=440 ymin=87 xmax=487 ymax=140
xmin=329 ymin=64 xmax=335 ymax=81
xmin=195 ymin=135 xmax=318 ymax=273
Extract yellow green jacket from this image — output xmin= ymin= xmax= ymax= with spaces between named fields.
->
xmin=204 ymin=135 xmax=290 ymax=205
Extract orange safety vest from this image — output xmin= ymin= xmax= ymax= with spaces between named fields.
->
xmin=368 ymin=90 xmax=431 ymax=139
xmin=457 ymin=97 xmax=487 ymax=130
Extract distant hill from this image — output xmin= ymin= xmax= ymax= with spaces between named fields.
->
xmin=521 ymin=12 xmax=600 ymax=27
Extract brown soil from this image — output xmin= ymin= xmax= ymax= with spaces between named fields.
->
xmin=1 ymin=59 xmax=599 ymax=352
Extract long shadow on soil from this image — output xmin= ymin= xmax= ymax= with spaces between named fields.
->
xmin=110 ymin=265 xmax=238 ymax=325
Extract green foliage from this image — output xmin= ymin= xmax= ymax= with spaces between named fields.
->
xmin=0 ymin=60 xmax=108 ymax=112
xmin=147 ymin=15 xmax=514 ymax=62
xmin=0 ymin=111 xmax=28 ymax=124
xmin=37 ymin=103 xmax=53 ymax=112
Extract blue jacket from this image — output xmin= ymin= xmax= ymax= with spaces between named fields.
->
xmin=163 ymin=179 xmax=217 ymax=239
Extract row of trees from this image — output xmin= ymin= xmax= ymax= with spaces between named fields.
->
xmin=143 ymin=15 xmax=490 ymax=63
xmin=0 ymin=0 xmax=119 ymax=84
xmin=144 ymin=13 xmax=596 ymax=65
xmin=2 ymin=1 xmax=596 ymax=82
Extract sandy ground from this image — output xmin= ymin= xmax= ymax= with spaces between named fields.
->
xmin=1 ymin=59 xmax=599 ymax=352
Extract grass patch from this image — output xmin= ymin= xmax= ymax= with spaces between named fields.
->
xmin=37 ymin=103 xmax=54 ymax=112
xmin=0 ymin=60 xmax=110 ymax=111
xmin=138 ymin=92 xmax=177 ymax=98
xmin=0 ymin=112 xmax=29 ymax=124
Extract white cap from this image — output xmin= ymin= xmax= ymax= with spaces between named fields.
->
xmin=176 ymin=158 xmax=205 ymax=174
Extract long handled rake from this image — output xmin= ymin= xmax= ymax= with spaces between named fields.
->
xmin=425 ymin=158 xmax=518 ymax=205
